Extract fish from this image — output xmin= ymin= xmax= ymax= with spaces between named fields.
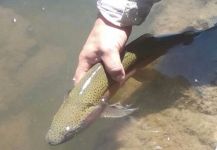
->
xmin=45 ymin=31 xmax=202 ymax=145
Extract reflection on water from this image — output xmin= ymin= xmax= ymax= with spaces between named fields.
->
xmin=0 ymin=0 xmax=217 ymax=150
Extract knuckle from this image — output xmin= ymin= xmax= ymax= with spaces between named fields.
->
xmin=79 ymin=49 xmax=99 ymax=65
xmin=79 ymin=50 xmax=93 ymax=61
xmin=109 ymin=65 xmax=122 ymax=72
xmin=99 ymin=44 xmax=116 ymax=54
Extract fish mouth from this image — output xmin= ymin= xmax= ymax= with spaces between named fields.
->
xmin=45 ymin=130 xmax=62 ymax=145
xmin=46 ymin=104 xmax=105 ymax=145
xmin=58 ymin=107 xmax=104 ymax=144
xmin=46 ymin=121 xmax=90 ymax=145
xmin=61 ymin=125 xmax=82 ymax=144
xmin=46 ymin=136 xmax=62 ymax=145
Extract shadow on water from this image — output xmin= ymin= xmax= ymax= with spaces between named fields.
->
xmin=91 ymin=70 xmax=193 ymax=150
xmin=90 ymin=27 xmax=217 ymax=150
xmin=48 ymin=24 xmax=217 ymax=150
xmin=43 ymin=27 xmax=201 ymax=150
xmin=129 ymin=70 xmax=190 ymax=116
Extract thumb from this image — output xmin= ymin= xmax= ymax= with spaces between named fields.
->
xmin=101 ymin=48 xmax=125 ymax=82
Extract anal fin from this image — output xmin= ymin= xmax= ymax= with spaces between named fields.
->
xmin=101 ymin=102 xmax=138 ymax=118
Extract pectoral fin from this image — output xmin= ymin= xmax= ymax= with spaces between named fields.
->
xmin=101 ymin=102 xmax=138 ymax=118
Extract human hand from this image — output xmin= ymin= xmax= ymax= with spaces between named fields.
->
xmin=73 ymin=15 xmax=132 ymax=84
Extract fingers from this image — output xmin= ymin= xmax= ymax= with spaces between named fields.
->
xmin=73 ymin=48 xmax=125 ymax=84
xmin=73 ymin=61 xmax=90 ymax=85
xmin=73 ymin=53 xmax=98 ymax=84
xmin=73 ymin=16 xmax=131 ymax=85
xmin=101 ymin=48 xmax=125 ymax=82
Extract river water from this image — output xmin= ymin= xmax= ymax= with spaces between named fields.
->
xmin=0 ymin=0 xmax=216 ymax=150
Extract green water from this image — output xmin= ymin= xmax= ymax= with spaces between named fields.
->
xmin=0 ymin=0 xmax=216 ymax=150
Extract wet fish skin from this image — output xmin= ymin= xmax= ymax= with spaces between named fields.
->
xmin=46 ymin=32 xmax=198 ymax=145
xmin=45 ymin=47 xmax=138 ymax=145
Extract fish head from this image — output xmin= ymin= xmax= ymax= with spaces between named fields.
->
xmin=45 ymin=101 xmax=105 ymax=145
xmin=46 ymin=63 xmax=107 ymax=145
xmin=45 ymin=121 xmax=80 ymax=145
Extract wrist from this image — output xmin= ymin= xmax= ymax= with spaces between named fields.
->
xmin=96 ymin=14 xmax=132 ymax=37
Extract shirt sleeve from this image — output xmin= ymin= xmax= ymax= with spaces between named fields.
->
xmin=97 ymin=0 xmax=159 ymax=27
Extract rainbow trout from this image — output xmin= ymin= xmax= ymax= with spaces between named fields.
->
xmin=46 ymin=33 xmax=198 ymax=145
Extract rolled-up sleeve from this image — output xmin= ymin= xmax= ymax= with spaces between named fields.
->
xmin=97 ymin=0 xmax=159 ymax=27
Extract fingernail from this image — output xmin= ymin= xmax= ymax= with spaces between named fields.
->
xmin=72 ymin=78 xmax=76 ymax=85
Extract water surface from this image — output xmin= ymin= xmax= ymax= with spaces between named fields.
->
xmin=0 ymin=0 xmax=216 ymax=150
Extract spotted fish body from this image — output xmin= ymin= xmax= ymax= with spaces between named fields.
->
xmin=46 ymin=48 xmax=138 ymax=145
xmin=46 ymin=33 xmax=199 ymax=145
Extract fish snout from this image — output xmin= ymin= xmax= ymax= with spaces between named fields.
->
xmin=45 ymin=129 xmax=65 ymax=145
xmin=45 ymin=125 xmax=81 ymax=145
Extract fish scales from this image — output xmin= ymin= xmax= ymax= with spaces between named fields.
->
xmin=46 ymin=32 xmax=201 ymax=145
xmin=46 ymin=47 xmax=139 ymax=144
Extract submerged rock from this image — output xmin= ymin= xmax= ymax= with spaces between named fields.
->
xmin=95 ymin=0 xmax=217 ymax=150
xmin=94 ymin=70 xmax=217 ymax=150
xmin=143 ymin=0 xmax=217 ymax=36
xmin=92 ymin=0 xmax=217 ymax=146
xmin=175 ymin=86 xmax=217 ymax=115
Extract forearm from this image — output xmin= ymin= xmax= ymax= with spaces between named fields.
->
xmin=97 ymin=0 xmax=160 ymax=27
